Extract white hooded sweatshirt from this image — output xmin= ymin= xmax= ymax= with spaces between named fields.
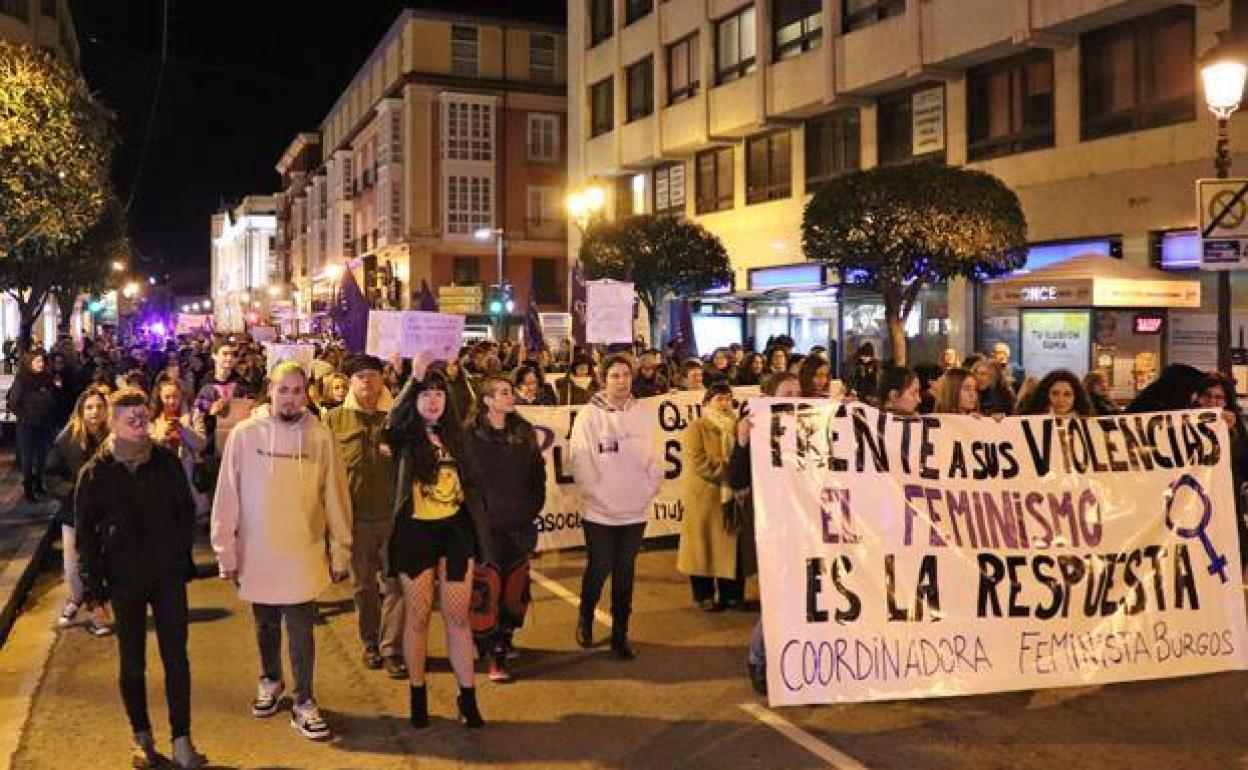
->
xmin=569 ymin=391 xmax=664 ymax=526
xmin=210 ymin=407 xmax=352 ymax=605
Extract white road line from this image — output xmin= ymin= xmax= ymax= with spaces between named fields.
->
xmin=738 ymin=703 xmax=872 ymax=770
xmin=530 ymin=568 xmax=613 ymax=627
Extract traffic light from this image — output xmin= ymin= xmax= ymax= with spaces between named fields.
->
xmin=87 ymin=298 xmax=104 ymax=314
xmin=487 ymin=284 xmax=504 ymax=316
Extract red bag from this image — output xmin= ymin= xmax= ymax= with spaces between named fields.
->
xmin=469 ymin=562 xmax=501 ymax=638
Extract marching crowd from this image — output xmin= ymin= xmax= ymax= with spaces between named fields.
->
xmin=8 ymin=330 xmax=1248 ymax=768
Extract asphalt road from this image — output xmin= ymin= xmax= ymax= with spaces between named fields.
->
xmin=5 ymin=542 xmax=1248 ymax=770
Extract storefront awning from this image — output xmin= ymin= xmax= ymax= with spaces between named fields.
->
xmin=985 ymin=253 xmax=1201 ymax=309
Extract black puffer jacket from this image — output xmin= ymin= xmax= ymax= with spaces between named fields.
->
xmin=46 ymin=427 xmax=106 ymax=526
xmin=466 ymin=414 xmax=546 ymax=539
xmin=7 ymin=370 xmax=62 ymax=428
xmin=74 ymin=442 xmax=197 ymax=602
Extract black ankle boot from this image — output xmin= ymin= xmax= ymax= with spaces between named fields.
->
xmin=575 ymin=615 xmax=593 ymax=648
xmin=22 ymin=478 xmax=36 ymax=504
xmin=457 ymin=687 xmax=485 ymax=728
xmin=409 ymin=685 xmax=428 ymax=729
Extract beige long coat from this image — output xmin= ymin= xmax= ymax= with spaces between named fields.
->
xmin=677 ymin=416 xmax=739 ymax=580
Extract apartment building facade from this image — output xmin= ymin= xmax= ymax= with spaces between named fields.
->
xmin=0 ymin=0 xmax=78 ymax=66
xmin=568 ymin=0 xmax=1248 ymax=395
xmin=278 ymin=9 xmax=569 ymax=328
xmin=211 ymin=196 xmax=279 ymax=333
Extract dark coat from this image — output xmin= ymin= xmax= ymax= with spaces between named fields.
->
xmin=74 ymin=444 xmax=197 ymax=602
xmin=465 ymin=414 xmax=546 ymax=543
xmin=46 ymin=427 xmax=105 ymax=526
xmin=8 ymin=370 xmax=62 ymax=428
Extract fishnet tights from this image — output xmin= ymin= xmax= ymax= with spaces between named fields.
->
xmin=400 ymin=559 xmax=475 ymax=687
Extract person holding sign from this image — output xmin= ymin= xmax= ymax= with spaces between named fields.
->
xmin=679 ymin=382 xmax=745 ymax=611
xmin=569 ymin=354 xmax=664 ymax=660
xmin=1018 ymin=369 xmax=1094 ymax=417
xmin=384 ymin=366 xmax=493 ymax=729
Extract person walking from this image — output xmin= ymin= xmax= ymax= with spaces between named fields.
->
xmin=569 ymin=354 xmax=664 ymax=660
xmin=75 ymin=389 xmax=205 ymax=769
xmin=323 ymin=354 xmax=408 ymax=679
xmin=9 ymin=350 xmax=65 ymax=502
xmin=679 ymin=382 xmax=743 ymax=611
xmin=465 ymin=376 xmax=547 ymax=683
xmin=384 ymin=368 xmax=493 ymax=728
xmin=210 ymin=361 xmax=352 ymax=742
xmin=46 ymin=387 xmax=114 ymax=637
xmin=150 ymin=378 xmax=209 ymax=523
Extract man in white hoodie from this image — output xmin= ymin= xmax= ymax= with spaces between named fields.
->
xmin=211 ymin=360 xmax=352 ymax=741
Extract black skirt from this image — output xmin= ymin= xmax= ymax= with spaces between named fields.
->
xmin=391 ymin=508 xmax=477 ymax=582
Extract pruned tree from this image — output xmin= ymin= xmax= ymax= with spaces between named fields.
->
xmin=578 ymin=214 xmax=732 ymax=345
xmin=0 ymin=41 xmax=113 ymax=260
xmin=802 ymin=162 xmax=1027 ymax=365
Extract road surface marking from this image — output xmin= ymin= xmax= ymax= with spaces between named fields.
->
xmin=530 ymin=568 xmax=612 ymax=627
xmin=738 ymin=702 xmax=872 ymax=769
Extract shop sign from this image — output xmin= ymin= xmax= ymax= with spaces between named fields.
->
xmin=911 ymin=87 xmax=945 ymax=156
xmin=1092 ymin=279 xmax=1201 ymax=309
xmin=748 ymin=263 xmax=825 ymax=291
xmin=1021 ymin=310 xmax=1090 ymax=377
xmin=985 ymin=279 xmax=1089 ymax=307
xmin=1133 ymin=313 xmax=1165 ymax=335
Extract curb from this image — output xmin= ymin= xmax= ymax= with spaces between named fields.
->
xmin=0 ymin=519 xmax=55 ymax=649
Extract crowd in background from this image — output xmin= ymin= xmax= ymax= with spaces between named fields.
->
xmin=9 ymin=327 xmax=1248 ymax=767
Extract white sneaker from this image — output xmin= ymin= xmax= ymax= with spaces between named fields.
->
xmin=290 ymin=699 xmax=332 ymax=741
xmin=252 ymin=677 xmax=284 ymax=718
xmin=56 ymin=599 xmax=80 ymax=628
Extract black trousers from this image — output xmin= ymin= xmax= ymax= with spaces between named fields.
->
xmin=690 ymin=575 xmax=744 ymax=604
xmin=111 ymin=580 xmax=191 ymax=738
xmin=579 ymin=521 xmax=646 ymax=641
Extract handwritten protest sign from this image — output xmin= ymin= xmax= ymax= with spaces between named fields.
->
xmin=214 ymin=397 xmax=255 ymax=449
xmin=264 ymin=342 xmax=315 ymax=375
xmin=586 ymin=280 xmax=634 ymax=343
xmin=367 ymin=311 xmax=465 ymax=361
xmin=750 ymin=401 xmax=1248 ymax=706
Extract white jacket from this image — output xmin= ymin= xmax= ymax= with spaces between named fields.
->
xmin=210 ymin=408 xmax=352 ymax=605
xmin=569 ymin=392 xmax=664 ymax=526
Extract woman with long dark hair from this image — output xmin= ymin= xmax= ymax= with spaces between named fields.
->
xmin=1019 ymin=369 xmax=1095 ymax=417
xmin=9 ymin=350 xmax=65 ymax=502
xmin=797 ymin=356 xmax=831 ymax=398
xmin=878 ymin=365 xmax=921 ymax=416
xmin=512 ymin=362 xmax=556 ymax=406
xmin=1195 ymin=373 xmax=1248 ymax=581
xmin=734 ymin=353 xmax=766 ymax=387
xmin=385 ymin=369 xmax=493 ymax=728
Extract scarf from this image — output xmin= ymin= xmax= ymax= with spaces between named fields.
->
xmin=110 ymin=434 xmax=153 ymax=473
xmin=702 ymin=406 xmax=738 ymax=504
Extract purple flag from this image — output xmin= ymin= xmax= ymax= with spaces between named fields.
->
xmin=523 ymin=296 xmax=545 ymax=353
xmin=332 ymin=266 xmax=369 ymax=353
xmin=668 ymin=298 xmax=698 ymax=359
xmin=418 ymin=279 xmax=438 ymax=311
xmin=571 ymin=262 xmax=586 ymax=346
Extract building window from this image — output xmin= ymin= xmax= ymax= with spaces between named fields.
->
xmin=696 ymin=146 xmax=734 ymax=214
xmin=774 ymin=0 xmax=822 ymax=60
xmin=626 ymin=56 xmax=654 ymax=122
xmin=445 ymin=99 xmax=494 ymax=161
xmin=527 ymin=113 xmax=560 ymax=162
xmin=527 ymin=185 xmax=561 ymax=228
xmin=626 ymin=0 xmax=653 ymax=25
xmin=40 ymin=0 xmax=55 ymax=17
xmin=590 ymin=77 xmax=614 ymax=137
xmin=446 ymin=175 xmax=493 ymax=236
xmin=746 ymin=131 xmax=792 ymax=204
xmin=451 ymin=25 xmax=479 ymax=77
xmin=654 ymin=162 xmax=687 ymax=216
xmin=805 ymin=110 xmax=860 ymax=188
xmin=877 ymin=84 xmax=945 ymax=165
xmin=1080 ymin=7 xmax=1194 ymax=141
xmin=968 ymin=51 xmax=1054 ymax=161
xmin=716 ymin=5 xmax=757 ymax=85
xmin=531 ymin=258 xmax=559 ymax=304
xmin=590 ymin=0 xmax=613 ymax=46
xmin=0 ymin=0 xmax=29 ymax=21
xmin=614 ymin=174 xmax=646 ymax=218
xmin=530 ymin=33 xmax=557 ymax=82
xmin=453 ymin=256 xmax=481 ymax=285
xmin=843 ymin=0 xmax=904 ymax=33
xmin=667 ymin=34 xmax=700 ymax=105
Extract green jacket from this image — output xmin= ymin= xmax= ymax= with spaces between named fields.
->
xmin=324 ymin=403 xmax=396 ymax=524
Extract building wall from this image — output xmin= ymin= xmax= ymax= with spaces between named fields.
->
xmin=567 ymin=0 xmax=1248 ymax=357
xmin=0 ymin=0 xmax=79 ymax=67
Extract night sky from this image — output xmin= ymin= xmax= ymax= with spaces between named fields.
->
xmin=69 ymin=1 xmax=566 ymax=293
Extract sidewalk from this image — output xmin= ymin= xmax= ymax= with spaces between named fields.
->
xmin=0 ymin=449 xmax=58 ymax=647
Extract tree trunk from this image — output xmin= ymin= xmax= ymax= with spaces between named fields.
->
xmin=54 ymin=290 xmax=74 ymax=336
xmin=883 ymin=290 xmax=907 ymax=366
xmin=16 ymin=289 xmax=47 ymax=353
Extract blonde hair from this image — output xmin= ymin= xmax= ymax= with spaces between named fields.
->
xmin=269 ymin=360 xmax=309 ymax=385
xmin=933 ymin=367 xmax=975 ymax=414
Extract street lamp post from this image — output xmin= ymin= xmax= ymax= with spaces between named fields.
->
xmin=1202 ymin=53 xmax=1248 ymax=373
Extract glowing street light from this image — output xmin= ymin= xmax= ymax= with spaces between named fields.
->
xmin=566 ymin=184 xmax=605 ymax=225
xmin=111 ymin=260 xmax=125 ymax=272
xmin=147 ymin=276 xmax=157 ymax=285
xmin=180 ymin=304 xmax=190 ymax=313
xmin=202 ymin=299 xmax=212 ymax=309
xmin=324 ymin=263 xmax=345 ymax=281
xmin=267 ymin=285 xmax=282 ymax=298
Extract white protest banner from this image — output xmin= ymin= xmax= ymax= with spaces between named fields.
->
xmin=265 ymin=342 xmax=316 ymax=375
xmin=367 ymin=311 xmax=465 ymax=361
xmin=519 ymin=386 xmax=758 ymax=551
xmin=586 ymin=280 xmax=634 ymax=344
xmin=750 ymin=401 xmax=1248 ymax=707
xmin=175 ymin=314 xmax=212 ymax=336
xmin=250 ymin=326 xmax=278 ymax=343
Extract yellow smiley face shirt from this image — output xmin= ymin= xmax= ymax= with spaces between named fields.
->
xmin=412 ymin=446 xmax=464 ymax=521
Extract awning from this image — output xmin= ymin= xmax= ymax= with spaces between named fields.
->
xmin=985 ymin=253 xmax=1201 ymax=309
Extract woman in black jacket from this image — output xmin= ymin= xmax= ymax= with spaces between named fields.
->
xmin=9 ymin=350 xmax=65 ymax=502
xmin=385 ymin=367 xmax=493 ymax=729
xmin=1195 ymin=373 xmax=1248 ymax=582
xmin=46 ymin=387 xmax=113 ymax=635
xmin=465 ymin=376 xmax=547 ymax=683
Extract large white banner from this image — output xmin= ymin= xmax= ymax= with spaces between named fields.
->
xmin=519 ymin=387 xmax=757 ymax=551
xmin=750 ymin=400 xmax=1248 ymax=706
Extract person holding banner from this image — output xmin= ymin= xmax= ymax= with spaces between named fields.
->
xmin=466 ymin=376 xmax=547 ymax=682
xmin=679 ymin=382 xmax=745 ymax=611
xmin=384 ymin=369 xmax=492 ymax=728
xmin=878 ymin=364 xmax=922 ymax=416
xmin=932 ymin=367 xmax=980 ymax=415
xmin=1018 ymin=369 xmax=1094 ymax=417
xmin=1195 ymin=373 xmax=1248 ymax=580
xmin=569 ymin=354 xmax=664 ymax=660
